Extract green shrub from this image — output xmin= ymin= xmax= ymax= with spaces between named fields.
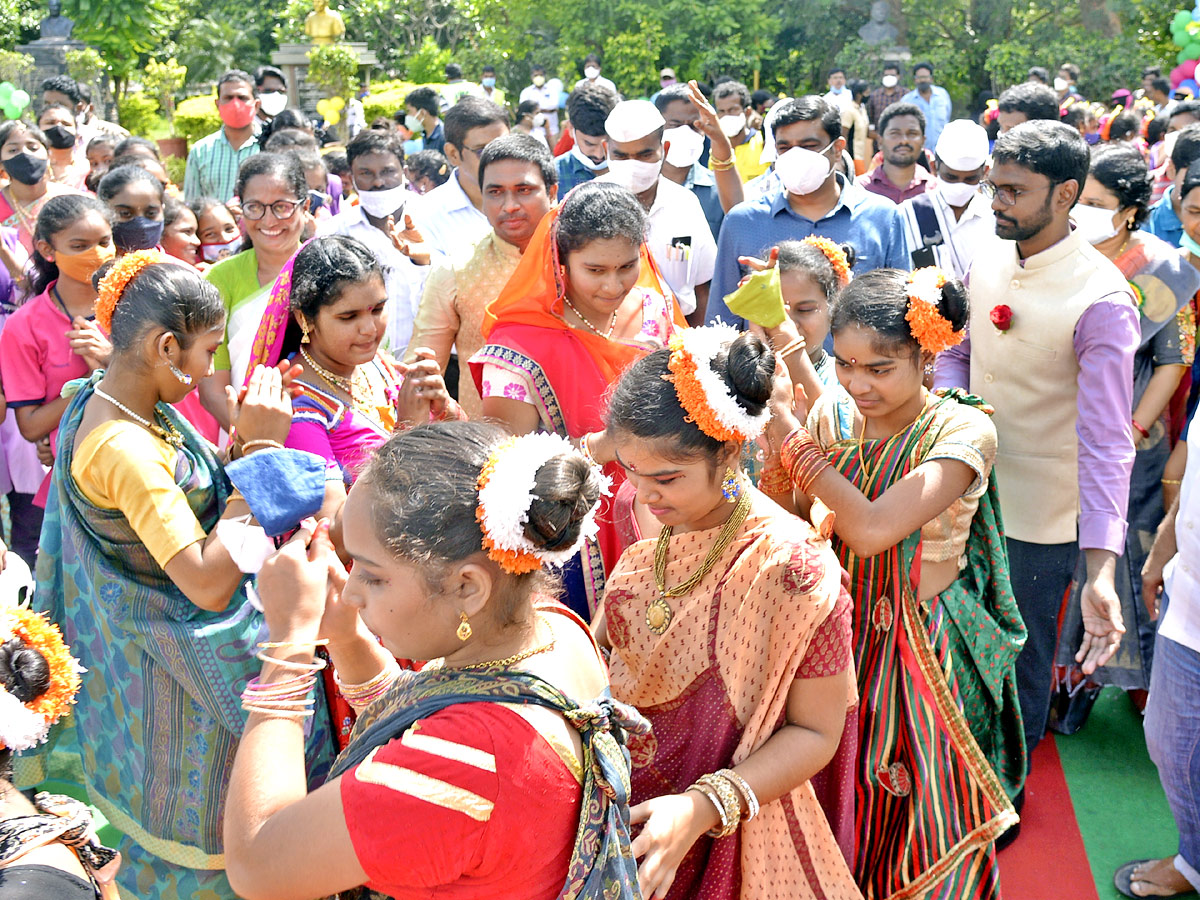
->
xmin=164 ymin=154 xmax=187 ymax=186
xmin=174 ymin=94 xmax=221 ymax=145
xmin=363 ymin=79 xmax=429 ymax=122
xmin=117 ymin=93 xmax=163 ymax=137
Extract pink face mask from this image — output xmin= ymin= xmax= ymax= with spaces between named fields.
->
xmin=219 ymin=98 xmax=256 ymax=129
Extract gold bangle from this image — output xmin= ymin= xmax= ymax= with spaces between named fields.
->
xmin=1162 ymin=478 xmax=1182 ymax=485
xmin=242 ymin=438 xmax=285 ymax=453
xmin=778 ymin=337 xmax=807 ymax=360
xmin=695 ymin=773 xmax=741 ymax=837
xmin=709 ymin=154 xmax=734 ymax=167
xmin=690 ymin=783 xmax=730 ymax=834
xmin=715 ymin=768 xmax=760 ymax=821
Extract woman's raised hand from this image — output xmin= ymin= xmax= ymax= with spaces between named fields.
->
xmin=226 ymin=364 xmax=294 ymax=448
xmin=256 ymin=518 xmax=333 ymax=640
xmin=393 ymin=348 xmax=452 ymax=424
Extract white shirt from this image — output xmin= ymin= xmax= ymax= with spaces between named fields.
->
xmin=823 ymin=89 xmax=854 ymax=112
xmin=417 ymin=171 xmax=491 ymax=262
xmin=320 ymin=199 xmax=430 ymax=355
xmin=1162 ymin=422 xmax=1200 ymax=654
xmin=596 ymin=175 xmax=717 ymax=315
xmin=575 ymin=75 xmax=618 ymax=95
xmin=519 ymin=80 xmax=563 ymax=139
xmin=899 ymin=189 xmax=995 ymax=281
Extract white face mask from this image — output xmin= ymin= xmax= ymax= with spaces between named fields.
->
xmin=585 ymin=66 xmax=600 ymax=80
xmin=882 ymin=75 xmax=898 ymax=88
xmin=719 ymin=113 xmax=747 ymax=137
xmin=664 ymin=125 xmax=705 ymax=168
xmin=606 ymin=157 xmax=662 ymax=193
xmin=1054 ymin=77 xmax=1070 ymax=92
xmin=1071 ymin=203 xmax=1121 ymax=244
xmin=937 ymin=180 xmax=977 ymax=207
xmin=533 ymin=112 xmax=546 ymax=127
xmin=571 ymin=141 xmax=608 ymax=171
xmin=258 ymin=91 xmax=287 ymax=117
xmin=356 ymin=182 xmax=408 ymax=219
xmin=773 ymin=144 xmax=833 ymax=196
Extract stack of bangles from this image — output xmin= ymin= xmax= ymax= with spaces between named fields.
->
xmin=780 ymin=428 xmax=831 ymax=494
xmin=240 ymin=641 xmax=329 ymax=718
xmin=689 ymin=769 xmax=760 ymax=838
xmin=709 ymin=154 xmax=735 ymax=172
xmin=776 ymin=336 xmax=807 ymax=361
xmin=334 ymin=658 xmax=403 ymax=712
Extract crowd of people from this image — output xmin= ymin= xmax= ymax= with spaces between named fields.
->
xmin=0 ymin=47 xmax=1198 ymax=900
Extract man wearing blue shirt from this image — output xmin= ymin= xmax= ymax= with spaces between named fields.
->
xmin=706 ymin=96 xmax=908 ymax=327
xmin=1147 ymin=123 xmax=1200 ymax=248
xmin=902 ymin=61 xmax=952 ymax=149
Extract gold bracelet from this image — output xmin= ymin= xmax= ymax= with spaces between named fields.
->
xmin=242 ymin=438 xmax=285 ymax=453
xmin=715 ymin=768 xmax=760 ymax=821
xmin=708 ymin=153 xmax=734 ymax=167
xmin=689 ymin=783 xmax=730 ymax=835
xmin=1162 ymin=478 xmax=1182 ymax=485
xmin=226 ymin=489 xmax=246 ymax=504
xmin=778 ymin=337 xmax=807 ymax=360
xmin=694 ymin=773 xmax=741 ymax=838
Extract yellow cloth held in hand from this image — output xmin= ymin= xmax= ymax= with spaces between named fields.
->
xmin=725 ymin=265 xmax=786 ymax=328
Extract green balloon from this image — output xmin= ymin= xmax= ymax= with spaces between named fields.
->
xmin=12 ymin=90 xmax=30 ymax=110
xmin=1188 ymin=44 xmax=1200 ymax=60
xmin=3 ymin=104 xmax=18 ymax=119
xmin=1182 ymin=48 xmax=1192 ymax=64
xmin=1176 ymin=9 xmax=1194 ymax=26
xmin=0 ymin=83 xmax=14 ymax=102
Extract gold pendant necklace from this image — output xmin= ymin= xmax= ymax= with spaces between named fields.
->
xmin=300 ymin=347 xmax=355 ymax=396
xmin=562 ymin=295 xmax=618 ymax=338
xmin=649 ymin=487 xmax=753 ymax=635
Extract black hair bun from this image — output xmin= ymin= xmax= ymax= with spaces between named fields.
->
xmin=839 ymin=242 xmax=858 ymax=270
xmin=720 ymin=331 xmax=775 ymax=416
xmin=0 ymin=638 xmax=50 ymax=704
xmin=937 ymin=278 xmax=969 ymax=333
xmin=525 ymin=453 xmax=604 ymax=554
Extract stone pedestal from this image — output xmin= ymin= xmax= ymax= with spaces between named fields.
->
xmin=16 ymin=38 xmax=84 ymax=95
xmin=270 ymin=42 xmax=378 ymax=111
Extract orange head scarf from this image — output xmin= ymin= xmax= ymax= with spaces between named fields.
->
xmin=481 ymin=202 xmax=686 ymax=385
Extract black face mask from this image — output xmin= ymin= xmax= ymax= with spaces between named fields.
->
xmin=43 ymin=125 xmax=75 ymax=150
xmin=3 ymin=152 xmax=48 ymax=186
xmin=112 ymin=216 xmax=165 ymax=252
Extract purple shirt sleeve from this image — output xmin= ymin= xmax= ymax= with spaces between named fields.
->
xmin=933 ymin=323 xmax=971 ymax=390
xmin=1073 ymin=296 xmax=1138 ymax=553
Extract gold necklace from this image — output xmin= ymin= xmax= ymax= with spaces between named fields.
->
xmin=93 ymin=386 xmax=185 ymax=448
xmin=648 ymin=487 xmax=752 ymax=634
xmin=300 ymin=347 xmax=355 ymax=396
xmin=458 ymin=636 xmax=557 ymax=670
xmin=562 ymin=295 xmax=618 ymax=338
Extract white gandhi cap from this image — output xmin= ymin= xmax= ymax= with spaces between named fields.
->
xmin=605 ymin=100 xmax=666 ymax=142
xmin=935 ymin=119 xmax=990 ymax=171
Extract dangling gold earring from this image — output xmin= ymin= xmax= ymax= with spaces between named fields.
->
xmin=456 ymin=612 xmax=472 ymax=642
xmin=720 ymin=467 xmax=741 ymax=502
xmin=299 ymin=316 xmax=310 ymax=344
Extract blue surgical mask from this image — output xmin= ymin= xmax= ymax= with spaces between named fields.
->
xmin=1183 ymin=231 xmax=1200 ymax=258
xmin=1084 ymin=132 xmax=1100 ymax=145
xmin=482 ymin=77 xmax=496 ymax=88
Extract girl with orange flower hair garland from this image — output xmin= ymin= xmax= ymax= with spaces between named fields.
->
xmin=0 ymin=601 xmax=124 ymax=900
xmin=32 ymin=250 xmax=337 ymax=899
xmin=760 ymin=267 xmax=1027 ymax=900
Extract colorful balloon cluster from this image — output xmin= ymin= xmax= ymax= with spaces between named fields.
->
xmin=0 ymin=83 xmax=31 ymax=120
xmin=315 ymin=96 xmax=345 ymax=126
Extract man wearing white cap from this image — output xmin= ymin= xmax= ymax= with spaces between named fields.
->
xmin=900 ymin=118 xmax=994 ymax=279
xmin=603 ymin=98 xmax=717 ymax=322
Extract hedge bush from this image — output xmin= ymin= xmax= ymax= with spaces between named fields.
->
xmin=174 ymin=95 xmax=221 ymax=146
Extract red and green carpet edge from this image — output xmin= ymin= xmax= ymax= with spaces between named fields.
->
xmin=25 ymin=688 xmax=1180 ymax=900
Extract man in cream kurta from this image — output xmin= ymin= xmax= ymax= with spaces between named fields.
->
xmin=405 ymin=135 xmax=558 ymax=417
xmin=936 ymin=121 xmax=1138 ymax=767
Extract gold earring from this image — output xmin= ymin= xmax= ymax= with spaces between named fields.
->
xmin=456 ymin=612 xmax=472 ymax=642
xmin=720 ymin=467 xmax=741 ymax=502
xmin=299 ymin=317 xmax=310 ymax=344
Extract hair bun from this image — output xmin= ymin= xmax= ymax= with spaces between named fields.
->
xmin=525 ymin=453 xmax=604 ymax=553
xmin=720 ymin=332 xmax=775 ymax=416
xmin=937 ymin=277 xmax=969 ymax=333
xmin=0 ymin=638 xmax=50 ymax=704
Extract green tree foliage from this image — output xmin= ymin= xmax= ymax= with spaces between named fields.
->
xmin=63 ymin=0 xmax=180 ymax=92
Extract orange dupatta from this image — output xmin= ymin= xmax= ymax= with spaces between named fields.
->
xmin=480 ymin=205 xmax=687 ymax=385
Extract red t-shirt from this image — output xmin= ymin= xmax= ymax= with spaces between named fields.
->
xmin=340 ymin=701 xmax=581 ymax=899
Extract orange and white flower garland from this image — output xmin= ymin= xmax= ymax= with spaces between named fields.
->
xmin=0 ymin=601 xmax=83 ymax=752
xmin=904 ymin=266 xmax=963 ymax=355
xmin=666 ymin=324 xmax=771 ymax=444
xmin=476 ymin=433 xmax=611 ymax=575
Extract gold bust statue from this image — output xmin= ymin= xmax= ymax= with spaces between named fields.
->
xmin=304 ymin=0 xmax=345 ymax=45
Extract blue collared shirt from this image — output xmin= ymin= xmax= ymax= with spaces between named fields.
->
xmin=901 ymin=85 xmax=953 ymax=148
xmin=706 ymin=175 xmax=909 ymax=327
xmin=1147 ymin=186 xmax=1184 ymax=248
xmin=685 ymin=163 xmax=723 ymax=240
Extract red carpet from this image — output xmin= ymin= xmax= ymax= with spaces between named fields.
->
xmin=998 ymin=737 xmax=1099 ymax=900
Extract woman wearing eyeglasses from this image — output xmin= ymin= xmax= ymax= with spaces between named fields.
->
xmin=198 ymin=153 xmax=312 ymax=431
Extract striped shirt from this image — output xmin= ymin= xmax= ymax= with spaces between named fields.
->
xmin=183 ymin=128 xmax=260 ymax=203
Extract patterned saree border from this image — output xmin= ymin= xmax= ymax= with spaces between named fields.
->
xmin=887 ymin=579 xmax=1018 ymax=900
xmin=87 ymin=789 xmax=225 ymax=870
xmin=472 ymin=344 xmax=568 ymax=437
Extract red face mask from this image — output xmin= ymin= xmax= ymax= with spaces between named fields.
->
xmin=219 ymin=98 xmax=256 ymax=129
